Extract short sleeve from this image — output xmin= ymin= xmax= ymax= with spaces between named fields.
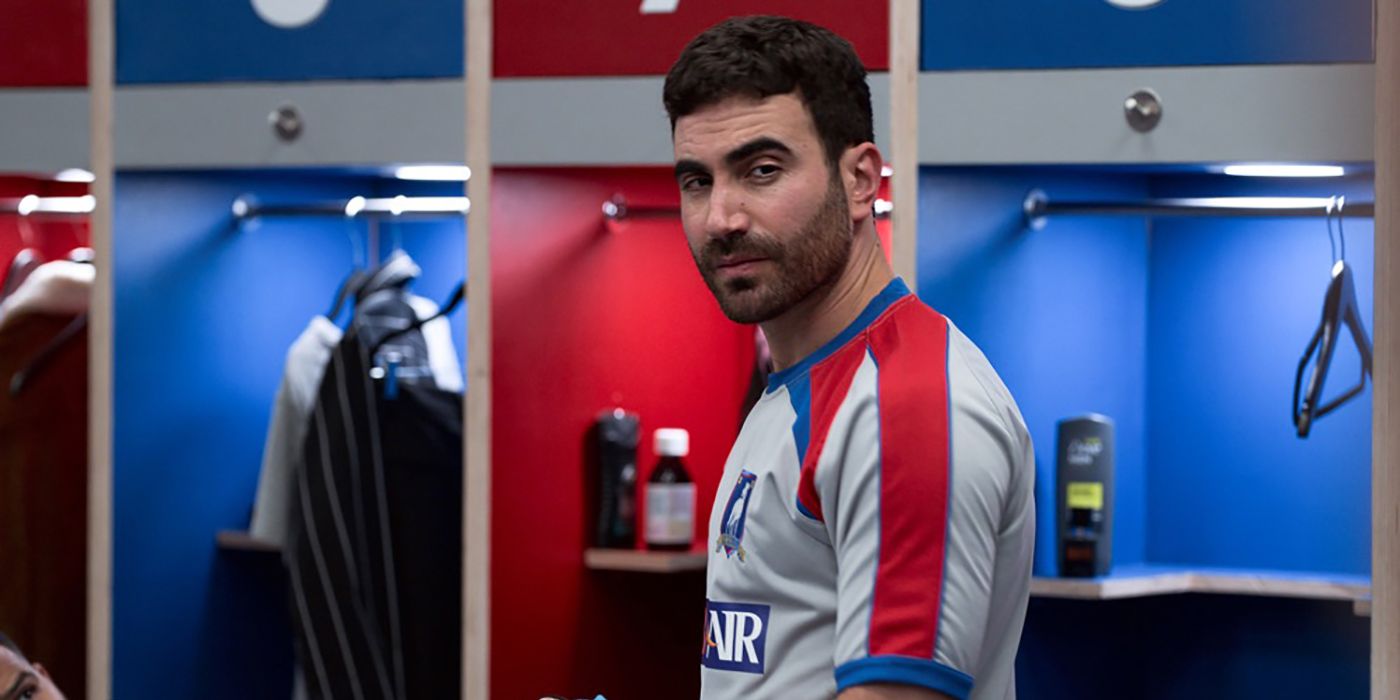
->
xmin=811 ymin=313 xmax=1017 ymax=699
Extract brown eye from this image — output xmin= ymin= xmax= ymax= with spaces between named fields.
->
xmin=749 ymin=164 xmax=781 ymax=181
xmin=682 ymin=175 xmax=712 ymax=192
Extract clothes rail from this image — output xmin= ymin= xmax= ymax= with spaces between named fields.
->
xmin=231 ymin=195 xmax=470 ymax=221
xmin=603 ymin=194 xmax=893 ymax=222
xmin=0 ymin=195 xmax=96 ymax=216
xmin=1023 ymin=190 xmax=1375 ymax=228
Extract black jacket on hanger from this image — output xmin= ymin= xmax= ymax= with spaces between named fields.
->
xmin=286 ymin=289 xmax=463 ymax=700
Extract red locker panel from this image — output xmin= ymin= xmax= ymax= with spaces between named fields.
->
xmin=0 ymin=0 xmax=86 ymax=86
xmin=495 ymin=0 xmax=888 ymax=77
xmin=491 ymin=167 xmax=752 ymax=699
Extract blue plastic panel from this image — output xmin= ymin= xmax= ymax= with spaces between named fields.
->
xmin=922 ymin=166 xmax=1374 ymax=698
xmin=922 ymin=0 xmax=1374 ymax=70
xmin=917 ymin=168 xmax=1152 ymax=577
xmin=116 ymin=0 xmax=462 ymax=84
xmin=113 ymin=171 xmax=465 ymax=699
xmin=1145 ymin=174 xmax=1373 ymax=575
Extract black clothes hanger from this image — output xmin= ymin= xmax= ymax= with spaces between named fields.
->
xmin=326 ymin=219 xmax=369 ymax=321
xmin=327 ymin=268 xmax=370 ymax=321
xmin=2 ymin=215 xmax=45 ymax=302
xmin=1292 ymin=197 xmax=1373 ymax=438
xmin=1 ymin=249 xmax=42 ymax=303
xmin=368 ymin=280 xmax=465 ymax=359
xmin=9 ymin=254 xmax=95 ymax=396
xmin=10 ymin=313 xmax=86 ymax=397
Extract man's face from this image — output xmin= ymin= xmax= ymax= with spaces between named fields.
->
xmin=673 ymin=93 xmax=853 ymax=324
xmin=0 ymin=647 xmax=64 ymax=700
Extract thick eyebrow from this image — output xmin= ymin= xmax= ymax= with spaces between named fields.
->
xmin=3 ymin=671 xmax=35 ymax=700
xmin=674 ymin=159 xmax=709 ymax=183
xmin=725 ymin=137 xmax=794 ymax=167
xmin=674 ymin=137 xmax=796 ymax=184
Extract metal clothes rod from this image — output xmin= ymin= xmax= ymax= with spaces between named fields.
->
xmin=0 ymin=195 xmax=96 ymax=216
xmin=231 ymin=195 xmax=470 ymax=221
xmin=1024 ymin=190 xmax=1375 ymax=228
xmin=602 ymin=195 xmax=893 ymax=221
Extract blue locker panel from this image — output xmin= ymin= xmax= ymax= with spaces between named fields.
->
xmin=1144 ymin=174 xmax=1374 ymax=575
xmin=922 ymin=0 xmax=1373 ymax=71
xmin=113 ymin=171 xmax=465 ymax=699
xmin=117 ymin=0 xmax=462 ymax=84
xmin=917 ymin=168 xmax=1152 ymax=577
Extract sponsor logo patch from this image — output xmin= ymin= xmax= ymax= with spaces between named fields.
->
xmin=701 ymin=600 xmax=769 ymax=674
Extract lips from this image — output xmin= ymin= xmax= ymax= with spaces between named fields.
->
xmin=714 ymin=258 xmax=769 ymax=276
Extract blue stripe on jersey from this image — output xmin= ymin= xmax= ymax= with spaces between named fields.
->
xmin=936 ymin=320 xmax=953 ymax=661
xmin=834 ymin=656 xmax=974 ymax=699
xmin=786 ymin=372 xmax=812 ymax=466
xmin=785 ymin=373 xmax=822 ymax=521
xmin=765 ymin=277 xmax=911 ymax=393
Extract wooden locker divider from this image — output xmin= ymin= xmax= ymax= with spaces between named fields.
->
xmin=465 ymin=0 xmax=492 ymax=695
xmin=87 ymin=0 xmax=113 ymax=696
xmin=1373 ymin=0 xmax=1398 ymax=696
xmin=889 ymin=0 xmax=919 ymax=284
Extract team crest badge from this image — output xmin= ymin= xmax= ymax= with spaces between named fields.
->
xmin=715 ymin=470 xmax=757 ymax=561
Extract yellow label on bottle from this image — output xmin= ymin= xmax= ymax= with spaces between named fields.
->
xmin=1067 ymin=482 xmax=1104 ymax=510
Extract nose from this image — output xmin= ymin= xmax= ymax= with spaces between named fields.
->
xmin=703 ymin=181 xmax=750 ymax=240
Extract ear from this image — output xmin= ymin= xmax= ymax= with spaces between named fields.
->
xmin=839 ymin=143 xmax=883 ymax=222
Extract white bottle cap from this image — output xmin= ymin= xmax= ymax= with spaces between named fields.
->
xmin=654 ymin=428 xmax=690 ymax=457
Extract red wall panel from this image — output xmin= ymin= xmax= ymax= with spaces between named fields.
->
xmin=492 ymin=167 xmax=752 ymax=699
xmin=0 ymin=0 xmax=86 ymax=86
xmin=495 ymin=0 xmax=888 ymax=77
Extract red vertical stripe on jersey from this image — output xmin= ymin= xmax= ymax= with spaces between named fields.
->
xmin=867 ymin=301 xmax=951 ymax=659
xmin=798 ymin=339 xmax=870 ymax=522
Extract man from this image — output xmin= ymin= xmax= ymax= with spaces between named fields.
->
xmin=0 ymin=633 xmax=66 ymax=700
xmin=664 ymin=16 xmax=1036 ymax=700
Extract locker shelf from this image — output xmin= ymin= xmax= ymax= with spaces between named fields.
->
xmin=584 ymin=548 xmax=706 ymax=573
xmin=1031 ymin=564 xmax=1370 ymax=607
xmin=215 ymin=530 xmax=281 ymax=554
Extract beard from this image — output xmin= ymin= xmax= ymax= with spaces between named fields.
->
xmin=692 ymin=175 xmax=853 ymax=325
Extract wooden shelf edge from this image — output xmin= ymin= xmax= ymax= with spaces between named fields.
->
xmin=1031 ymin=571 xmax=1193 ymax=600
xmin=1186 ymin=571 xmax=1370 ymax=602
xmin=216 ymin=530 xmax=282 ymax=554
xmin=1355 ymin=597 xmax=1373 ymax=617
xmin=1032 ymin=568 xmax=1371 ymax=603
xmin=584 ymin=548 xmax=706 ymax=573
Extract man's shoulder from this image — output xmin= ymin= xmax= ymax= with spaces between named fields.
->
xmin=861 ymin=295 xmax=954 ymax=393
xmin=861 ymin=299 xmax=1024 ymax=428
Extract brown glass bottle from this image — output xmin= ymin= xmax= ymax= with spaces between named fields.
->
xmin=645 ymin=428 xmax=695 ymax=552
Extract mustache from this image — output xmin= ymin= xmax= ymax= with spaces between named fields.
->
xmin=699 ymin=234 xmax=783 ymax=269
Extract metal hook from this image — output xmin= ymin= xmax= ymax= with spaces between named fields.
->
xmin=1335 ymin=195 xmax=1347 ymax=262
xmin=1325 ymin=196 xmax=1339 ymax=264
xmin=602 ymin=194 xmax=628 ymax=221
xmin=16 ymin=206 xmax=37 ymax=249
xmin=1022 ymin=189 xmax=1049 ymax=231
xmin=344 ymin=215 xmax=367 ymax=270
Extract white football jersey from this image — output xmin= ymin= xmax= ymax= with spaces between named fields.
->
xmin=701 ymin=278 xmax=1035 ymax=700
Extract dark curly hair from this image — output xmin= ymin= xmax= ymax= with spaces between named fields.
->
xmin=663 ymin=15 xmax=874 ymax=166
xmin=0 ymin=631 xmax=25 ymax=661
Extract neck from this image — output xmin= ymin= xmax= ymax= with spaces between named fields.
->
xmin=761 ymin=220 xmax=895 ymax=372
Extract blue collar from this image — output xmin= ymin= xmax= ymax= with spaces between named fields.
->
xmin=765 ymin=277 xmax=911 ymax=392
